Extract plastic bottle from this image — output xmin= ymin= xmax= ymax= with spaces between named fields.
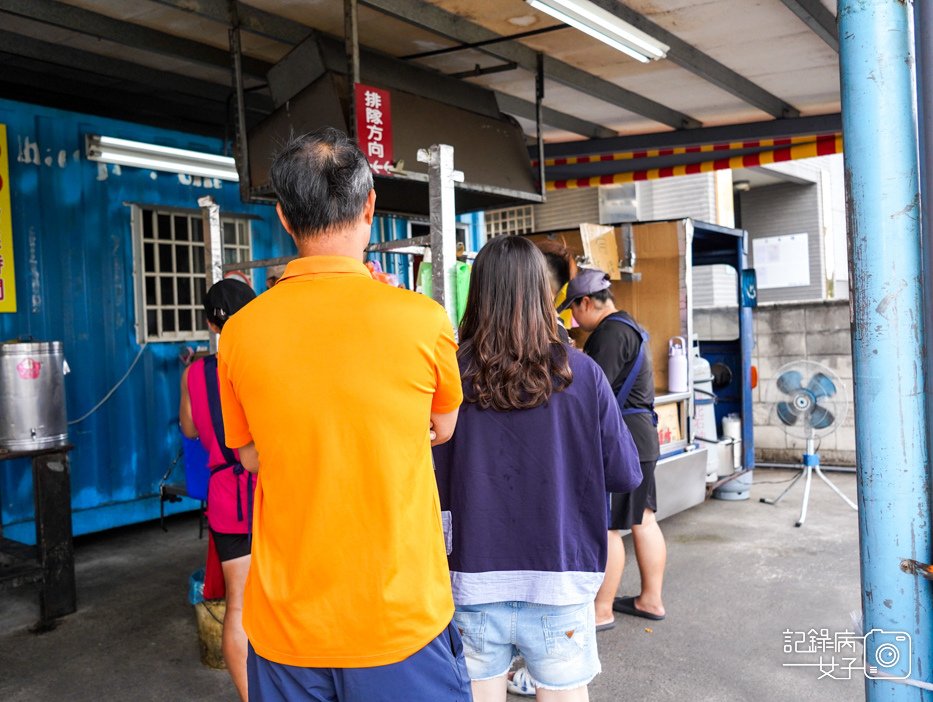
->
xmin=667 ymin=336 xmax=688 ymax=392
xmin=416 ymin=249 xmax=433 ymax=298
xmin=455 ymin=261 xmax=471 ymax=324
xmin=722 ymin=413 xmax=742 ymax=443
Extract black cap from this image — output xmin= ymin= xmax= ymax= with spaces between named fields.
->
xmin=204 ymin=278 xmax=256 ymax=329
xmin=556 ymin=268 xmax=612 ymax=313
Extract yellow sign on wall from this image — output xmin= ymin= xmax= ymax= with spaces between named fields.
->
xmin=0 ymin=124 xmax=15 ymax=313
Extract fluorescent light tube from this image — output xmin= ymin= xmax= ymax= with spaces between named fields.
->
xmin=86 ymin=135 xmax=239 ymax=182
xmin=527 ymin=0 xmax=668 ymax=62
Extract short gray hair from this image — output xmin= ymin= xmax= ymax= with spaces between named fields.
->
xmin=270 ymin=128 xmax=374 ymax=239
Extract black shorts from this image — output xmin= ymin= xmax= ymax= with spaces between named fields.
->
xmin=210 ymin=529 xmax=251 ymax=562
xmin=609 ymin=459 xmax=658 ymax=531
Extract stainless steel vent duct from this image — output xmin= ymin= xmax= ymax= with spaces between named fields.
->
xmin=246 ymin=71 xmax=541 ymax=214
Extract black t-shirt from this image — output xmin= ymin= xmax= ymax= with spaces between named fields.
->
xmin=583 ymin=311 xmax=661 ymax=461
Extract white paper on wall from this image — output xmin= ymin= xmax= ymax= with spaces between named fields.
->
xmin=752 ymin=233 xmax=810 ymax=289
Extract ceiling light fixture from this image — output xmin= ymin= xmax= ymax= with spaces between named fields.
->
xmin=85 ymin=135 xmax=239 ymax=182
xmin=525 ymin=0 xmax=668 ymax=63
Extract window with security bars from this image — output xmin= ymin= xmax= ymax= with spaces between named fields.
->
xmin=134 ymin=207 xmax=251 ymax=342
xmin=484 ymin=205 xmax=534 ymax=238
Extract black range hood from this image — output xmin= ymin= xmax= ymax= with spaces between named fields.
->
xmin=245 ymin=40 xmax=542 ymax=215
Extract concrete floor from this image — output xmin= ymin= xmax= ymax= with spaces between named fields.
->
xmin=0 ymin=469 xmax=864 ymax=701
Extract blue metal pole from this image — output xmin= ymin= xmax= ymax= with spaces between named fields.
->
xmin=916 ymin=0 xmax=933 ymax=441
xmin=738 ymin=241 xmax=755 ymax=470
xmin=839 ymin=1 xmax=933 ymax=699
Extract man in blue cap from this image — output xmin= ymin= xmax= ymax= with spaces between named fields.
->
xmin=559 ymin=268 xmax=667 ymax=628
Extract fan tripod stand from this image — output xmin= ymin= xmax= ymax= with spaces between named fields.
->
xmin=760 ymin=436 xmax=857 ymax=527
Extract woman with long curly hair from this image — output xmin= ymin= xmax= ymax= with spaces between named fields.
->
xmin=432 ymin=235 xmax=642 ymax=702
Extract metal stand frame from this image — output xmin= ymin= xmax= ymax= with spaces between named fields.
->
xmin=198 ymin=196 xmax=224 ymax=353
xmin=0 ymin=446 xmax=77 ymax=630
xmin=418 ymin=144 xmax=463 ymax=328
xmin=759 ymin=436 xmax=857 ymax=527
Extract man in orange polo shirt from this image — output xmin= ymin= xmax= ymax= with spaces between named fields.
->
xmin=216 ymin=128 xmax=468 ymax=701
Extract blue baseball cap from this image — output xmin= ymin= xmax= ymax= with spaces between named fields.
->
xmin=556 ymin=268 xmax=611 ymax=312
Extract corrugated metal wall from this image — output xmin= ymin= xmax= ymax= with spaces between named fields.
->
xmin=693 ymin=265 xmax=738 ymax=308
xmin=531 ymin=174 xmax=718 ymax=233
xmin=367 ymin=212 xmax=483 ymax=290
xmin=636 ymin=173 xmax=718 ymax=222
xmin=0 ymin=99 xmax=292 ymax=542
xmin=368 ymin=216 xmax=414 ymax=288
xmin=533 ymin=188 xmax=599 ymax=231
xmin=739 ymin=182 xmax=825 ymax=302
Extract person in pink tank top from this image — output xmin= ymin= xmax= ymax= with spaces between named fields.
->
xmin=179 ymin=278 xmax=256 ymax=702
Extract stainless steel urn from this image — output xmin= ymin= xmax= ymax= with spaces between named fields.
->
xmin=0 ymin=341 xmax=68 ymax=451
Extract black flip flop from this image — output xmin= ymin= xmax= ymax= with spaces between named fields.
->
xmin=595 ymin=619 xmax=616 ymax=632
xmin=613 ymin=596 xmax=665 ymax=621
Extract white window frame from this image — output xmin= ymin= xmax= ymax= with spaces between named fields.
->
xmin=130 ymin=204 xmax=252 ymax=343
xmin=484 ymin=205 xmax=535 ymax=238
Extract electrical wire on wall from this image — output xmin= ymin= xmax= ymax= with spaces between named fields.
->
xmin=68 ymin=344 xmax=148 ymax=425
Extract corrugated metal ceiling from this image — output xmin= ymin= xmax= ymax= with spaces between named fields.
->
xmin=0 ymin=0 xmax=842 ymax=164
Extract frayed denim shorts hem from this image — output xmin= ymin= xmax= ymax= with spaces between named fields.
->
xmin=453 ymin=601 xmax=600 ymax=690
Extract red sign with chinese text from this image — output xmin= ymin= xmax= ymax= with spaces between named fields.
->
xmin=354 ymin=84 xmax=394 ymax=175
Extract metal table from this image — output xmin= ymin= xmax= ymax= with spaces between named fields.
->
xmin=0 ymin=445 xmax=76 ymax=629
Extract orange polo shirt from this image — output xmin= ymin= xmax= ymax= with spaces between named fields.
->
xmin=216 ymin=255 xmax=462 ymax=668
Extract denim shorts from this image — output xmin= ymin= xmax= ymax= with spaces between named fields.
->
xmin=246 ymin=621 xmax=471 ymax=702
xmin=452 ymin=601 xmax=600 ymax=691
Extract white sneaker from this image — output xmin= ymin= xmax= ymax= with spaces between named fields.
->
xmin=506 ymin=667 xmax=536 ymax=696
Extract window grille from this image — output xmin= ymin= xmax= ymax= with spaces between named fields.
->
xmin=133 ymin=206 xmax=251 ymax=342
xmin=484 ymin=205 xmax=534 ymax=238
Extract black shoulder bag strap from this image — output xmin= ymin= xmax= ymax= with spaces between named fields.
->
xmin=603 ymin=315 xmax=658 ymax=426
xmin=202 ymin=355 xmax=251 ymax=526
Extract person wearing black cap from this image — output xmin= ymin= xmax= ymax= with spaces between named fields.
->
xmin=558 ymin=268 xmax=667 ymax=628
xmin=179 ymin=277 xmax=256 ymax=702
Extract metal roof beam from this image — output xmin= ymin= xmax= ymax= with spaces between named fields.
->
xmin=533 ymin=113 xmax=842 ymax=159
xmin=493 ymin=92 xmax=616 ymax=139
xmin=271 ymin=33 xmax=613 ymax=139
xmin=146 ymin=0 xmax=658 ymax=134
xmin=585 ymin=0 xmax=799 ymax=118
xmin=0 ymin=0 xmax=272 ymax=79
xmin=314 ymin=34 xmax=502 ymax=119
xmin=148 ymin=0 xmax=312 ymax=45
xmin=146 ymin=0 xmax=501 ymax=119
xmin=360 ymin=0 xmax=700 ymax=129
xmin=0 ymin=58 xmax=231 ymax=135
xmin=778 ymin=0 xmax=839 ymax=51
xmin=0 ymin=29 xmax=273 ymax=114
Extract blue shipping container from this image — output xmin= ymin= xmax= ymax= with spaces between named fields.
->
xmin=0 ymin=98 xmax=292 ymax=542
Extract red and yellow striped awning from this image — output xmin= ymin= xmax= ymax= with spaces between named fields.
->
xmin=544 ymin=133 xmax=842 ymax=191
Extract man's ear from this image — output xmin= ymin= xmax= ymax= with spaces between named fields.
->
xmin=276 ymin=202 xmax=295 ymax=236
xmin=361 ymin=189 xmax=377 ymax=226
xmin=276 ymin=202 xmax=302 ymax=247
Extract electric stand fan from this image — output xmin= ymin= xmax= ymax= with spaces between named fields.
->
xmin=760 ymin=361 xmax=857 ymax=527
